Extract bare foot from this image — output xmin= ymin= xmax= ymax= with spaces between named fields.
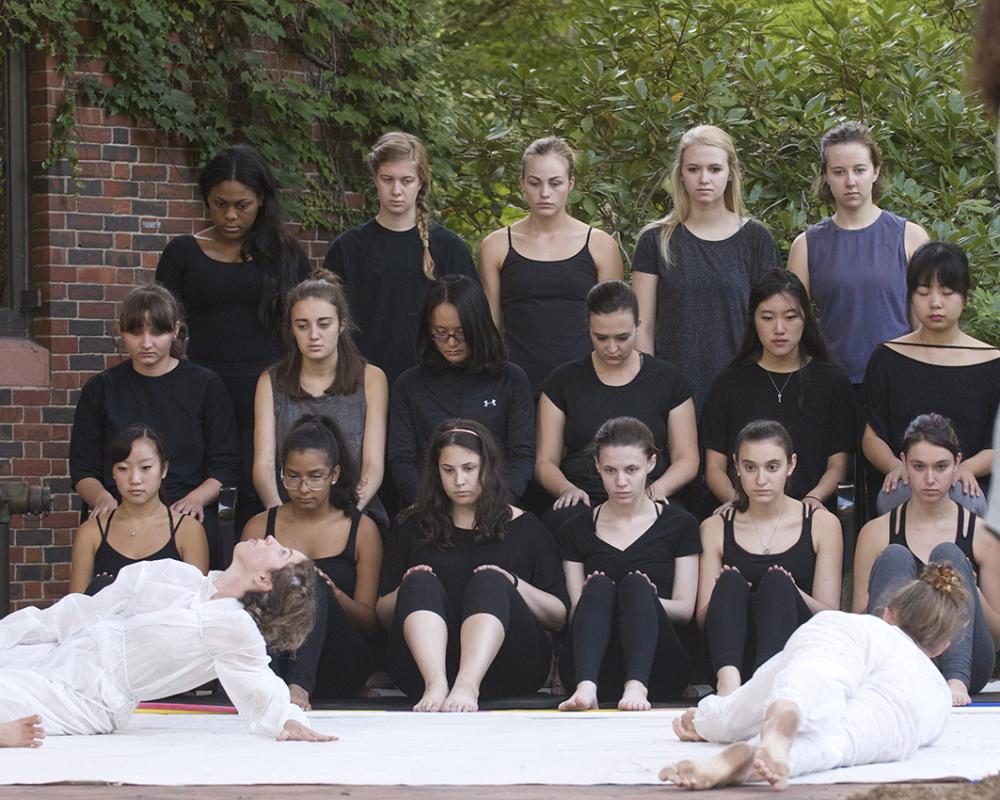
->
xmin=672 ymin=708 xmax=705 ymax=742
xmin=659 ymin=742 xmax=755 ymax=790
xmin=559 ymin=680 xmax=599 ymax=712
xmin=618 ymin=680 xmax=651 ymax=711
xmin=289 ymin=683 xmax=311 ymax=711
xmin=948 ymin=679 xmax=971 ymax=707
xmin=755 ymin=700 xmax=799 ymax=790
xmin=413 ymin=681 xmax=449 ymax=712
xmin=441 ymin=682 xmax=479 ymax=712
xmin=0 ymin=716 xmax=45 ymax=748
xmin=716 ymin=665 xmax=742 ymax=696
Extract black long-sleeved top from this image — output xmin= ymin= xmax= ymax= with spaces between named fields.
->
xmin=388 ymin=362 xmax=535 ymax=505
xmin=70 ymin=360 xmax=240 ymax=502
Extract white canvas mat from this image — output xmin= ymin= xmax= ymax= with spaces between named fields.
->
xmin=1 ymin=707 xmax=997 ymax=786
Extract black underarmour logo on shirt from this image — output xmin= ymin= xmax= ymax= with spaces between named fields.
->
xmin=483 ymin=399 xmax=497 ymax=407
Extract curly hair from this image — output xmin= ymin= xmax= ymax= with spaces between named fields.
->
xmin=888 ymin=561 xmax=970 ymax=655
xmin=241 ymin=558 xmax=319 ymax=653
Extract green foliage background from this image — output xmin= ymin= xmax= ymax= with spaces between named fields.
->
xmin=3 ymin=0 xmax=998 ymax=339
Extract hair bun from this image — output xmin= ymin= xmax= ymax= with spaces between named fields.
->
xmin=308 ymin=267 xmax=341 ymax=286
xmin=922 ymin=562 xmax=963 ymax=595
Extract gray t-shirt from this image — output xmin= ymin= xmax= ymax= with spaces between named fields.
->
xmin=632 ymin=220 xmax=780 ymax=414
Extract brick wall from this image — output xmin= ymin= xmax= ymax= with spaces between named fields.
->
xmin=4 ymin=51 xmax=333 ymax=610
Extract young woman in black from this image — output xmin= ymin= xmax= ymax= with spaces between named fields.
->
xmin=242 ymin=415 xmax=383 ymax=708
xmin=697 ymin=420 xmax=843 ymax=696
xmin=701 ymin=270 xmax=854 ymax=514
xmin=377 ymin=419 xmax=568 ymax=712
xmin=156 ymin=145 xmax=311 ymax=527
xmin=558 ymin=417 xmax=701 ymax=712
xmin=389 ymin=275 xmax=534 ymax=506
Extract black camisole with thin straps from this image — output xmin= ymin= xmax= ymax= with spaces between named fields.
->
xmin=499 ymin=226 xmax=598 ymax=394
xmin=888 ymin=501 xmax=976 ymax=567
xmin=91 ymin=507 xmax=184 ymax=581
xmin=722 ymin=504 xmax=817 ymax=593
xmin=265 ymin=506 xmax=362 ymax=596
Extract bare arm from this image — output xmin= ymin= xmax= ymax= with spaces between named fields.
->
xmin=803 ymin=451 xmax=850 ymax=508
xmin=68 ymin=519 xmax=101 ymax=594
xmin=477 ymin=230 xmax=508 ymax=327
xmin=661 ymin=554 xmax=699 ymax=624
xmin=589 ymin=229 xmax=624 ymax=282
xmin=74 ymin=477 xmax=118 ymax=517
xmin=175 ymin=517 xmax=210 ymax=575
xmin=862 ymin=423 xmax=908 ymax=495
xmin=252 ymin=371 xmax=282 ymax=509
xmin=562 ymin=560 xmax=586 ymax=615
xmin=851 ymin=518 xmax=890 ymax=613
xmin=973 ymin=531 xmax=1000 ymax=646
xmin=170 ymin=478 xmax=222 ymax=523
xmin=787 ymin=232 xmax=810 ymax=295
xmin=535 ymin=393 xmax=588 ymax=507
xmin=704 ymin=449 xmax=736 ymax=507
xmin=632 ymin=271 xmax=658 ymax=355
xmin=328 ymin=517 xmax=382 ymax=637
xmin=798 ymin=509 xmax=843 ymax=613
xmin=647 ymin=398 xmax=699 ymax=501
xmin=695 ymin=517 xmax=725 ymax=629
xmin=358 ymin=365 xmax=388 ymax=510
xmin=904 ymin=220 xmax=930 ymax=262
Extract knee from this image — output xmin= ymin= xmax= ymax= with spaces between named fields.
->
xmin=397 ymin=569 xmax=445 ymax=606
xmin=713 ymin=568 xmax=751 ymax=598
xmin=464 ymin=567 xmax=513 ymax=603
xmin=928 ymin=543 xmax=974 ymax=580
xmin=581 ymin=572 xmax=616 ymax=599
xmin=616 ymin=571 xmax=655 ymax=600
xmin=873 ymin=543 xmax=916 ymax=572
xmin=756 ymin=569 xmax=797 ymax=599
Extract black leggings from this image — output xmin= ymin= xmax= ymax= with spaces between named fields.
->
xmin=387 ymin=569 xmax=552 ymax=700
xmin=271 ymin=577 xmax=375 ymax=699
xmin=704 ymin=569 xmax=812 ymax=677
xmin=558 ymin=573 xmax=692 ymax=700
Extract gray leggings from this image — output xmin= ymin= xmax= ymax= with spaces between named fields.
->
xmin=867 ymin=542 xmax=995 ymax=692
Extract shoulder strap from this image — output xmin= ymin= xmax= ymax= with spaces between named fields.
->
xmin=585 ymin=226 xmax=593 ymax=245
xmin=506 ymin=226 xmax=513 ymax=246
xmin=97 ymin=509 xmax=114 ymax=540
xmin=722 ymin=507 xmax=736 ymax=541
xmin=889 ymin=504 xmax=902 ymax=538
xmin=801 ymin=502 xmax=815 ymax=544
xmin=166 ymin=506 xmax=181 ymax=538
xmin=346 ymin=512 xmax=363 ymax=559
xmin=265 ymin=506 xmax=278 ymax=538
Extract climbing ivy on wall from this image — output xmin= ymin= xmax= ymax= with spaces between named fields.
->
xmin=2 ymin=0 xmax=445 ymax=230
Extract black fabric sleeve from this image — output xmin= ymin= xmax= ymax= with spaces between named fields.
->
xmin=502 ymin=365 xmax=535 ymax=499
xmin=154 ymin=238 xmax=186 ymax=298
xmin=69 ymin=375 xmax=109 ymax=488
xmin=200 ymin=373 xmax=241 ymax=487
xmin=323 ymin=237 xmax=345 ymax=277
xmin=378 ymin=522 xmax=415 ymax=596
xmin=555 ymin=514 xmax=584 ymax=562
xmin=539 ymin=363 xmax=570 ymax=413
xmin=630 ymin=228 xmax=662 ymax=275
xmin=293 ymin=245 xmax=312 ymax=281
xmin=387 ymin=375 xmax=421 ymax=506
xmin=667 ymin=365 xmax=693 ymax=409
xmin=518 ymin=513 xmax=570 ymax=611
xmin=436 ymin=229 xmax=478 ymax=281
xmin=828 ymin=367 xmax=858 ymax=454
xmin=672 ymin=510 xmax=703 ymax=559
xmin=862 ymin=346 xmax=892 ymax=444
xmin=699 ymin=372 xmax=731 ymax=454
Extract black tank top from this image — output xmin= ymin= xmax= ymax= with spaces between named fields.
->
xmin=499 ymin=226 xmax=598 ymax=394
xmin=92 ymin=507 xmax=184 ymax=579
xmin=265 ymin=507 xmax=362 ymax=596
xmin=722 ymin=504 xmax=816 ymax=593
xmin=888 ymin=502 xmax=976 ymax=566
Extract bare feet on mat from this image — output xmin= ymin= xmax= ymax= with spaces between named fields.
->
xmin=672 ymin=708 xmax=705 ymax=742
xmin=0 ymin=715 xmax=45 ymax=748
xmin=618 ymin=680 xmax=651 ymax=711
xmin=441 ymin=682 xmax=479 ymax=712
xmin=558 ymin=680 xmax=599 ymax=712
xmin=948 ymin=679 xmax=972 ymax=707
xmin=715 ymin=665 xmax=742 ymax=697
xmin=754 ymin=700 xmax=799 ymax=790
xmin=659 ymin=742 xmax=755 ymax=789
xmin=277 ymin=720 xmax=337 ymax=742
xmin=413 ymin=681 xmax=449 ymax=712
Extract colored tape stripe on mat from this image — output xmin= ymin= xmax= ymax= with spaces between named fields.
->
xmin=137 ymin=702 xmax=237 ymax=714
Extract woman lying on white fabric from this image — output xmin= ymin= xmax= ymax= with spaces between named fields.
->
xmin=660 ymin=561 xmax=968 ymax=790
xmin=0 ymin=537 xmax=333 ymax=747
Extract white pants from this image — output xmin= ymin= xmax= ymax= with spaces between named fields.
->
xmin=692 ymin=611 xmax=950 ymax=777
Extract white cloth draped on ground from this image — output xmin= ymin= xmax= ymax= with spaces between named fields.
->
xmin=0 ymin=559 xmax=306 ymax=737
xmin=0 ymin=707 xmax=997 ymax=786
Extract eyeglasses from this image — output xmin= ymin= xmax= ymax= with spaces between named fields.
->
xmin=429 ymin=328 xmax=465 ymax=343
xmin=280 ymin=471 xmax=333 ymax=491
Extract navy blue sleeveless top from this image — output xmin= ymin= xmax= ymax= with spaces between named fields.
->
xmin=722 ymin=505 xmax=817 ymax=593
xmin=888 ymin=502 xmax=976 ymax=566
xmin=265 ymin=506 xmax=362 ymax=596
xmin=87 ymin=508 xmax=184 ymax=595
xmin=499 ymin=227 xmax=597 ymax=394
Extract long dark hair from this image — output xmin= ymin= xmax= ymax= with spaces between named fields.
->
xmin=901 ymin=413 xmax=962 ymax=460
xmin=281 ymin=414 xmax=359 ymax=514
xmin=730 ymin=270 xmax=835 ymax=409
xmin=405 ymin=418 xmax=511 ymax=548
xmin=272 ymin=269 xmax=366 ymax=399
xmin=119 ymin=284 xmax=182 ymax=335
xmin=108 ymin=424 xmax=170 ymax=504
xmin=731 ymin=419 xmax=795 ymax=512
xmin=416 ymin=275 xmax=506 ymax=374
xmin=198 ymin=145 xmax=307 ymax=335
xmin=907 ymin=241 xmax=971 ymax=302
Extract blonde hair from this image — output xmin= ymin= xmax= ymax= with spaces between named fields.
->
xmin=640 ymin=125 xmax=747 ymax=267
xmin=520 ymin=136 xmax=576 ymax=179
xmin=888 ymin=561 xmax=970 ymax=655
xmin=369 ymin=132 xmax=434 ymax=280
